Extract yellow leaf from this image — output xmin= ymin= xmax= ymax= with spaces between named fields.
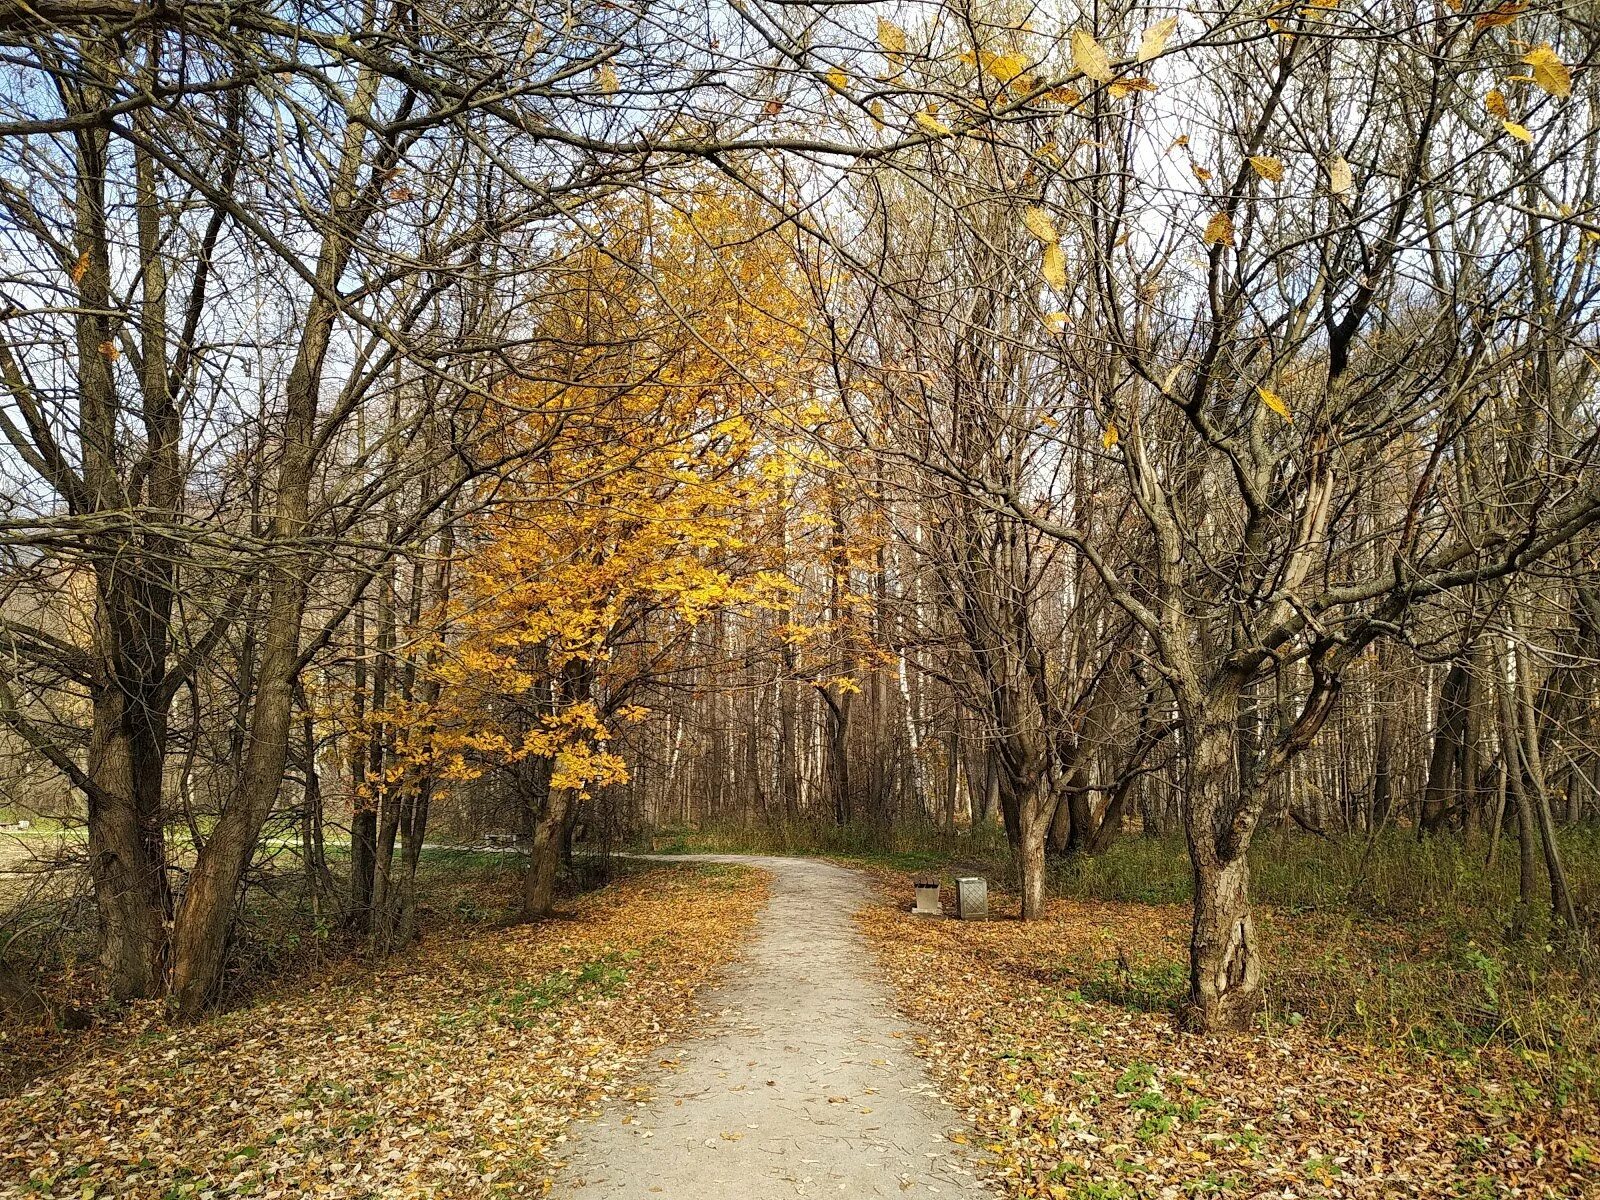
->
xmin=1248 ymin=155 xmax=1284 ymax=182
xmin=825 ymin=66 xmax=849 ymax=91
xmin=986 ymin=50 xmax=1029 ymax=84
xmin=1485 ymin=89 xmax=1510 ymax=120
xmin=1023 ymin=207 xmax=1059 ymax=244
xmin=877 ymin=17 xmax=908 ymax=56
xmin=1201 ymin=211 xmax=1234 ymax=248
xmin=1257 ymin=385 xmax=1291 ymax=420
xmin=1503 ymin=120 xmax=1532 ymax=143
xmin=595 ymin=62 xmax=619 ymax=94
xmin=1102 ymin=422 xmax=1119 ymax=449
xmin=1475 ymin=2 xmax=1525 ymax=30
xmin=1071 ymin=29 xmax=1114 ymax=84
xmin=1327 ymin=154 xmax=1353 ymax=198
xmin=1042 ymin=311 xmax=1068 ymax=333
xmin=1041 ymin=242 xmax=1067 ymax=290
xmin=1137 ymin=15 xmax=1178 ymax=63
xmin=1522 ymin=43 xmax=1571 ymax=97
xmin=914 ymin=111 xmax=952 ymax=136
xmin=1107 ymin=77 xmax=1157 ymax=99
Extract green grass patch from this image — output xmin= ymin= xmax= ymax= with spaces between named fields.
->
xmin=1078 ymin=958 xmax=1189 ymax=1014
xmin=451 ymin=951 xmax=634 ymax=1031
xmin=638 ymin=818 xmax=1013 ymax=878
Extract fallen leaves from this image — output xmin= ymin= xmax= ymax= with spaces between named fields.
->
xmin=0 ymin=864 xmax=767 ymax=1198
xmin=855 ymin=875 xmax=1599 ymax=1199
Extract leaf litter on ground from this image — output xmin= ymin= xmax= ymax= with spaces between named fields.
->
xmin=1 ymin=862 xmax=768 ymax=1199
xmin=854 ymin=871 xmax=1598 ymax=1200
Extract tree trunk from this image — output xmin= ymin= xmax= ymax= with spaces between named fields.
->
xmin=1186 ymin=851 xmax=1262 ymax=1031
xmin=1018 ymin=797 xmax=1049 ymax=921
xmin=522 ymin=783 xmax=573 ymax=920
xmin=1045 ymin=783 xmax=1073 ymax=854
xmin=1419 ymin=661 xmax=1469 ymax=835
xmin=1086 ymin=766 xmax=1140 ymax=855
xmin=348 ymin=805 xmax=377 ymax=930
xmin=1180 ymin=709 xmax=1263 ymax=1031
xmin=1499 ymin=667 xmax=1541 ymax=937
xmin=1371 ymin=712 xmax=1394 ymax=829
xmin=369 ymin=792 xmax=405 ymax=952
xmin=395 ymin=782 xmax=431 ymax=944
xmin=297 ymin=702 xmax=334 ymax=912
xmin=85 ymin=693 xmax=169 ymax=1000
xmin=943 ymin=731 xmax=960 ymax=830
xmin=347 ymin=598 xmax=375 ymax=930
xmin=68 ymin=100 xmax=175 ymax=1004
xmin=977 ymin=749 xmax=1000 ymax=827
xmin=516 ymin=755 xmax=553 ymax=846
xmin=1512 ymin=639 xmax=1579 ymax=930
xmin=822 ymin=689 xmax=851 ymax=825
xmin=1013 ymin=761 xmax=1056 ymax=920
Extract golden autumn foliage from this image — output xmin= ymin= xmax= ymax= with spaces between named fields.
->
xmin=397 ymin=183 xmax=816 ymax=796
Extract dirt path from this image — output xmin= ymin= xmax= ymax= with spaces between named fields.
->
xmin=555 ymin=855 xmax=995 ymax=1198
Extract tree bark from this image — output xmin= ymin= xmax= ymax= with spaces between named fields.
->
xmin=1180 ymin=708 xmax=1264 ymax=1031
xmin=167 ymin=57 xmax=379 ymax=1015
xmin=85 ymin=693 xmax=169 ymax=1000
xmin=522 ymin=784 xmax=574 ymax=920
xmin=1186 ymin=850 xmax=1262 ymax=1031
xmin=347 ymin=597 xmax=375 ymax=930
xmin=1419 ymin=660 xmax=1469 ymax=835
xmin=821 ymin=688 xmax=852 ymax=825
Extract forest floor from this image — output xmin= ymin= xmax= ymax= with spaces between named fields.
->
xmin=5 ymin=849 xmax=1597 ymax=1199
xmin=0 ymin=861 xmax=767 ymax=1199
xmin=855 ymin=867 xmax=1600 ymax=1200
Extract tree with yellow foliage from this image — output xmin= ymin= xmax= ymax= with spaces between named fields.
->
xmin=397 ymin=181 xmax=813 ymax=917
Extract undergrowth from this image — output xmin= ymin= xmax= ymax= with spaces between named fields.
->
xmin=648 ymin=817 xmax=1600 ymax=1103
xmin=0 ymin=842 xmax=638 ymax=1090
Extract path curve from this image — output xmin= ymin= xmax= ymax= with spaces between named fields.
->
xmin=555 ymin=855 xmax=995 ymax=1198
